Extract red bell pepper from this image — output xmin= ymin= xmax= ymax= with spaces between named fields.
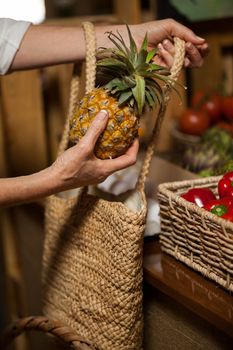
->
xmin=203 ymin=197 xmax=233 ymax=222
xmin=218 ymin=171 xmax=233 ymax=198
xmin=220 ymin=210 xmax=233 ymax=222
xmin=223 ymin=171 xmax=233 ymax=181
xmin=181 ymin=188 xmax=216 ymax=208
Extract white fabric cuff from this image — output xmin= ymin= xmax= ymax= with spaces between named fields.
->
xmin=0 ymin=18 xmax=31 ymax=75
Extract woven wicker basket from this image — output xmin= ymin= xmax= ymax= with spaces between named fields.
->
xmin=157 ymin=175 xmax=233 ymax=292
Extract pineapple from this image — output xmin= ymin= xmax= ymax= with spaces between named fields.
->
xmin=69 ymin=25 xmax=170 ymax=159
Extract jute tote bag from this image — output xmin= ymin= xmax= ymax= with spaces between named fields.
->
xmin=42 ymin=22 xmax=185 ymax=350
xmin=0 ymin=22 xmax=185 ymax=350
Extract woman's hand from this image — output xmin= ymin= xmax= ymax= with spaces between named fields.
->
xmin=132 ymin=19 xmax=209 ymax=67
xmin=0 ymin=110 xmax=138 ymax=207
xmin=97 ymin=18 xmax=209 ymax=69
xmin=132 ymin=19 xmax=209 ymax=68
xmin=50 ymin=110 xmax=139 ymax=192
xmin=156 ymin=39 xmax=209 ymax=68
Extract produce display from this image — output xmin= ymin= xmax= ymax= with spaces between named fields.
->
xmin=178 ymin=90 xmax=233 ymax=137
xmin=176 ymin=90 xmax=233 ymax=176
xmin=69 ymin=26 xmax=173 ymax=159
xmin=181 ymin=125 xmax=233 ymax=175
xmin=181 ymin=171 xmax=233 ymax=223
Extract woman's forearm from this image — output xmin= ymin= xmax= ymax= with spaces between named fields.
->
xmin=9 ymin=19 xmax=208 ymax=73
xmin=10 ymin=25 xmax=86 ymax=71
xmin=10 ymin=24 xmax=125 ymax=72
xmin=0 ymin=167 xmax=58 ymax=207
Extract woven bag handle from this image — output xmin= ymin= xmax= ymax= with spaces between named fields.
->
xmin=57 ymin=21 xmax=96 ymax=156
xmin=136 ymin=37 xmax=185 ymax=192
xmin=0 ymin=316 xmax=96 ymax=349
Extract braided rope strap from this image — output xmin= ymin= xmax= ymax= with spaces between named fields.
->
xmin=82 ymin=21 xmax=97 ymax=94
xmin=137 ymin=37 xmax=185 ymax=191
xmin=0 ymin=316 xmax=97 ymax=349
xmin=57 ymin=21 xmax=96 ymax=156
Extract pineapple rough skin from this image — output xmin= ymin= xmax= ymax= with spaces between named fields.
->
xmin=69 ymin=88 xmax=139 ymax=159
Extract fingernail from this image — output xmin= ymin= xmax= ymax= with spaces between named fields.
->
xmin=158 ymin=43 xmax=164 ymax=51
xmin=184 ymin=58 xmax=189 ymax=68
xmin=187 ymin=42 xmax=193 ymax=49
xmin=98 ymin=110 xmax=108 ymax=119
xmin=196 ymin=35 xmax=205 ymax=41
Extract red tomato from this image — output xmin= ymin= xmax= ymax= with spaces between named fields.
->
xmin=222 ymin=95 xmax=233 ymax=121
xmin=192 ymin=91 xmax=222 ymax=123
xmin=179 ymin=108 xmax=211 ymax=136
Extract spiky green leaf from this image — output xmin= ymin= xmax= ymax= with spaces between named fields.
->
xmin=126 ymin=24 xmax=138 ymax=64
xmin=106 ymin=31 xmax=129 ymax=55
xmin=145 ymin=90 xmax=155 ymax=108
xmin=123 ymin=76 xmax=136 ymax=88
xmin=148 ymin=63 xmax=169 ymax=73
xmin=146 ymin=48 xmax=157 ymax=63
xmin=97 ymin=58 xmax=128 ymax=71
xmin=118 ymin=90 xmax=133 ymax=105
xmin=136 ymin=50 xmax=148 ymax=69
xmin=132 ymin=75 xmax=145 ymax=115
xmin=105 ymin=78 xmax=129 ymax=92
xmin=146 ymin=85 xmax=158 ymax=104
xmin=140 ymin=33 xmax=148 ymax=52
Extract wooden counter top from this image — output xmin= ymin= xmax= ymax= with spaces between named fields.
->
xmin=143 ymin=239 xmax=233 ymax=338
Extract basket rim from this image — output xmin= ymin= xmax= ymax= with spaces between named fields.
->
xmin=157 ymin=176 xmax=233 ymax=232
xmin=157 ymin=175 xmax=222 ymax=191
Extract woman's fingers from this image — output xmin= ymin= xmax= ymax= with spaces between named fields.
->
xmin=79 ymin=110 xmax=109 ymax=152
xmin=157 ymin=42 xmax=174 ymax=67
xmin=104 ymin=138 xmax=139 ymax=173
xmin=164 ymin=18 xmax=205 ymax=45
xmin=186 ymin=42 xmax=209 ymax=68
xmin=156 ymin=38 xmax=209 ymax=69
xmin=162 ymin=39 xmax=175 ymax=54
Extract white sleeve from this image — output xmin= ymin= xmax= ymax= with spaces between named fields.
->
xmin=0 ymin=18 xmax=31 ymax=75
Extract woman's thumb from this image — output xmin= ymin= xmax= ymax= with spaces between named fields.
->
xmin=83 ymin=110 xmax=109 ymax=145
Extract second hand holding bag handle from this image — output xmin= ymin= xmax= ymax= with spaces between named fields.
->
xmin=137 ymin=36 xmax=185 ymax=193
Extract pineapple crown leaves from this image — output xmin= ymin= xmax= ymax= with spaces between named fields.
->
xmin=96 ymin=25 xmax=174 ymax=115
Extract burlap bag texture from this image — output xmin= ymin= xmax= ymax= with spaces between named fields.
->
xmin=42 ymin=22 xmax=185 ymax=350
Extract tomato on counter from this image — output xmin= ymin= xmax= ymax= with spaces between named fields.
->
xmin=192 ymin=91 xmax=222 ymax=124
xmin=222 ymin=95 xmax=233 ymax=121
xmin=179 ymin=108 xmax=211 ymax=136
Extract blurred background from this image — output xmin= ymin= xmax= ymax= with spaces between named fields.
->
xmin=0 ymin=1 xmax=232 ymax=349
